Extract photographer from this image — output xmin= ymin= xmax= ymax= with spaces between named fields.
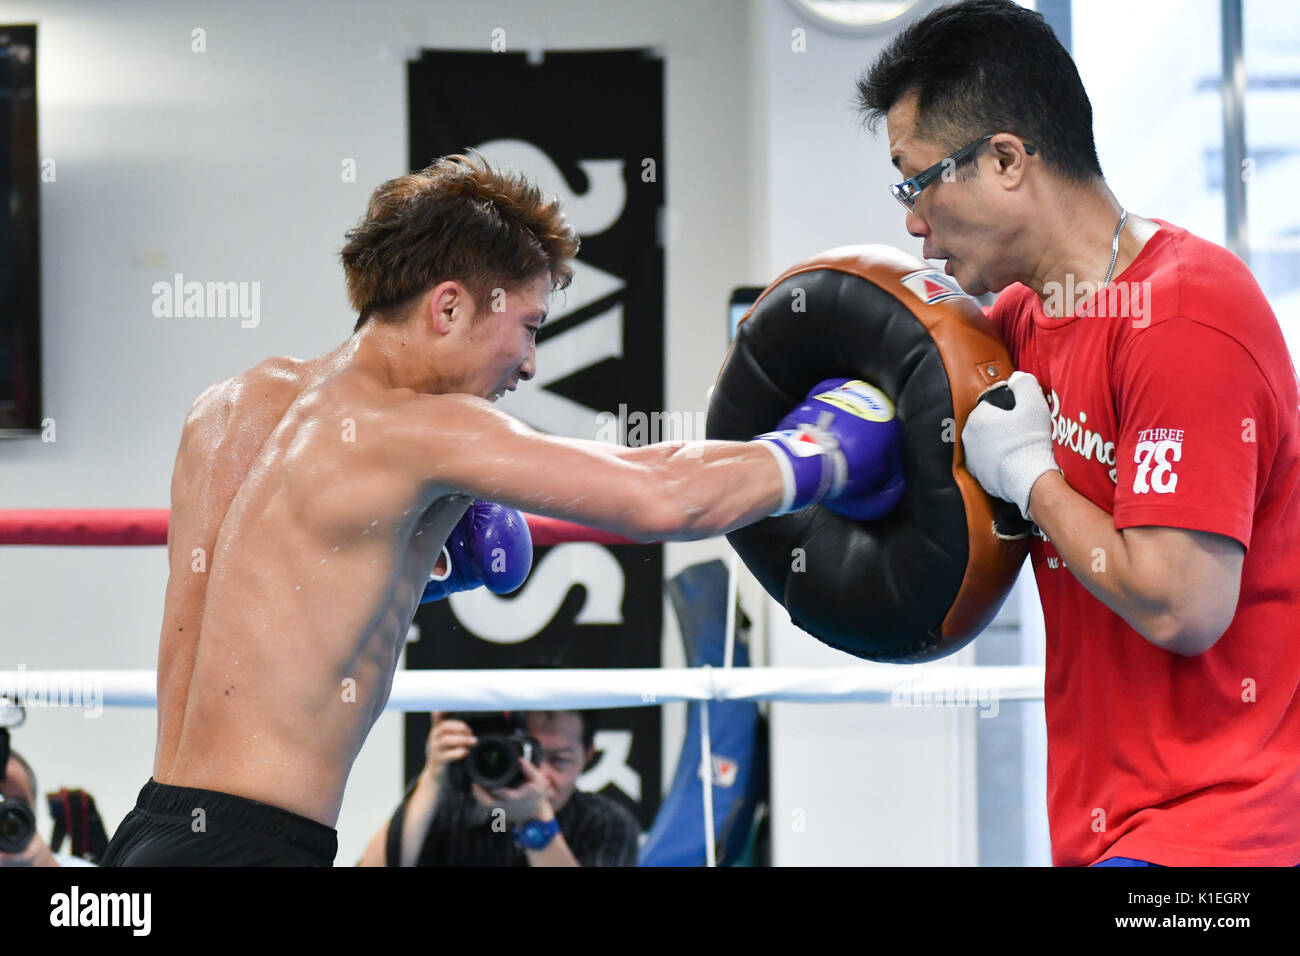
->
xmin=0 ymin=746 xmax=55 ymax=867
xmin=359 ymin=710 xmax=638 ymax=866
xmin=0 ymin=747 xmax=95 ymax=868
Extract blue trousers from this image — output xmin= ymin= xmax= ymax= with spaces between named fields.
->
xmin=1093 ymin=856 xmax=1161 ymax=867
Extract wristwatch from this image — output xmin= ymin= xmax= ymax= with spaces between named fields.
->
xmin=512 ymin=817 xmax=560 ymax=851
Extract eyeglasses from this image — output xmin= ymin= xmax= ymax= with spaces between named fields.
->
xmin=889 ymin=134 xmax=1036 ymax=211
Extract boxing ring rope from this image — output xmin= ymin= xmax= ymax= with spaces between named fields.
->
xmin=0 ymin=665 xmax=1045 ymax=712
xmin=0 ymin=508 xmax=639 ymax=548
xmin=0 ymin=666 xmax=1045 ymax=710
xmin=2 ymin=507 xmax=1043 ymax=866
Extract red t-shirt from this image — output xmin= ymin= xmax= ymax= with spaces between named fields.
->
xmin=989 ymin=219 xmax=1300 ymax=866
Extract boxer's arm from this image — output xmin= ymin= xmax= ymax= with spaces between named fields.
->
xmin=1028 ymin=473 xmax=1243 ymax=655
xmin=384 ymin=393 xmax=784 ymax=541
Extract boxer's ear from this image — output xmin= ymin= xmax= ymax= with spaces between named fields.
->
xmin=425 ymin=280 xmax=467 ymax=334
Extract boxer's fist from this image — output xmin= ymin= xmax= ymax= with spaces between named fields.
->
xmin=420 ymin=501 xmax=533 ymax=604
xmin=753 ymin=378 xmax=905 ymax=520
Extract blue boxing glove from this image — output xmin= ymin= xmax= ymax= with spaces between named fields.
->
xmin=752 ymin=378 xmax=905 ymax=520
xmin=420 ymin=501 xmax=533 ymax=604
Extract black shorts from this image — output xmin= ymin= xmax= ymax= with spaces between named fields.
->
xmin=100 ymin=779 xmax=337 ymax=867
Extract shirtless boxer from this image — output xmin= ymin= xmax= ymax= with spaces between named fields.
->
xmin=99 ymin=153 xmax=902 ymax=866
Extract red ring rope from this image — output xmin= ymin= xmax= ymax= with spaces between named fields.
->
xmin=0 ymin=509 xmax=640 ymax=547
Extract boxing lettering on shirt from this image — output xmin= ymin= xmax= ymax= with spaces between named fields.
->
xmin=1046 ymin=388 xmax=1118 ymax=483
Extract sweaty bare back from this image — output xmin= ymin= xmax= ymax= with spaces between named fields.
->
xmin=153 ymin=354 xmax=469 ymax=827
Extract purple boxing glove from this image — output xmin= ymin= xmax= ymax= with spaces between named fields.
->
xmin=752 ymin=378 xmax=905 ymax=521
xmin=420 ymin=501 xmax=533 ymax=604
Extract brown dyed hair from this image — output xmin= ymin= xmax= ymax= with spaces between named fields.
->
xmin=340 ymin=152 xmax=580 ymax=332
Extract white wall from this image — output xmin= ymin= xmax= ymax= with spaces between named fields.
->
xmin=0 ymin=0 xmax=759 ymax=867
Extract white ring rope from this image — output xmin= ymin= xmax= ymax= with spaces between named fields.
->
xmin=3 ymin=663 xmax=1042 ymax=867
xmin=0 ymin=666 xmax=1046 ymax=711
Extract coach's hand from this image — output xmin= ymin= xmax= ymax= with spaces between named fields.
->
xmin=420 ymin=501 xmax=533 ymax=604
xmin=961 ymin=371 xmax=1059 ymax=521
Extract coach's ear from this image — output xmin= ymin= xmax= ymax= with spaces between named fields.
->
xmin=988 ymin=132 xmax=1034 ymax=188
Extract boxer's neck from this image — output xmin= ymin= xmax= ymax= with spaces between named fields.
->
xmin=341 ymin=320 xmax=458 ymax=395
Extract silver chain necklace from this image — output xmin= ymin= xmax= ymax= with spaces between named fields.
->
xmin=1102 ymin=209 xmax=1129 ymax=287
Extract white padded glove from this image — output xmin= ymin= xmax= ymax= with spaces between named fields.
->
xmin=961 ymin=371 xmax=1059 ymax=521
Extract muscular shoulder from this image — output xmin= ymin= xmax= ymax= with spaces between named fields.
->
xmin=374 ymin=387 xmax=494 ymax=418
xmin=185 ymin=356 xmax=313 ymax=433
xmin=351 ymin=388 xmax=513 ymax=448
xmin=170 ymin=358 xmax=321 ymax=497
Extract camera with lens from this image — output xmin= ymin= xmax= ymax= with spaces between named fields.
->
xmin=444 ymin=711 xmax=543 ymax=791
xmin=0 ymin=792 xmax=35 ymax=855
xmin=0 ymin=699 xmax=35 ymax=855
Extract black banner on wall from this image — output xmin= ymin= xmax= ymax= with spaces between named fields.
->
xmin=405 ymin=49 xmax=665 ymax=829
xmin=0 ymin=25 xmax=41 ymax=433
